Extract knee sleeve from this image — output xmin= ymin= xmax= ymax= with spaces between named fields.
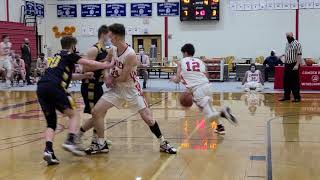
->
xmin=46 ymin=112 xmax=57 ymax=130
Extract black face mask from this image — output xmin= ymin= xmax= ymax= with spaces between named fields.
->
xmin=25 ymin=43 xmax=29 ymax=45
xmin=287 ymin=36 xmax=294 ymax=43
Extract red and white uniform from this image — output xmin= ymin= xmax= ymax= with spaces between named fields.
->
xmin=180 ymin=57 xmax=208 ymax=90
xmin=247 ymin=70 xmax=260 ymax=83
xmin=102 ymin=45 xmax=147 ymax=112
xmin=0 ymin=42 xmax=12 ymax=71
xmin=180 ymin=57 xmax=212 ymax=108
xmin=244 ymin=70 xmax=263 ymax=92
xmin=13 ymin=59 xmax=26 ymax=73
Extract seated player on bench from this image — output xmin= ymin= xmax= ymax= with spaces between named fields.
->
xmin=242 ymin=63 xmax=264 ymax=92
xmin=11 ymin=54 xmax=26 ymax=86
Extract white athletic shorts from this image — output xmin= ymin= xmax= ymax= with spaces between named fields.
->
xmin=243 ymin=82 xmax=263 ymax=92
xmin=102 ymin=83 xmax=148 ymax=112
xmin=0 ymin=56 xmax=12 ymax=71
xmin=190 ymin=83 xmax=214 ymax=108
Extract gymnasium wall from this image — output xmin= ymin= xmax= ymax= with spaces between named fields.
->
xmin=42 ymin=0 xmax=318 ymax=59
xmin=300 ymin=10 xmax=320 ymax=59
xmin=0 ymin=0 xmax=36 ymax=23
xmin=0 ymin=0 xmax=6 ymax=21
xmin=0 ymin=0 xmax=46 ymax=37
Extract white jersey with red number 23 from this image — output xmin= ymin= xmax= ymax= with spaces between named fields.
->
xmin=247 ymin=70 xmax=260 ymax=83
xmin=110 ymin=45 xmax=138 ymax=87
xmin=180 ymin=57 xmax=209 ymax=89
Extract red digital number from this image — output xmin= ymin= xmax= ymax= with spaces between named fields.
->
xmin=186 ymin=61 xmax=200 ymax=72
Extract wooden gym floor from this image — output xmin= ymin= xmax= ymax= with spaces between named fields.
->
xmin=0 ymin=91 xmax=319 ymax=180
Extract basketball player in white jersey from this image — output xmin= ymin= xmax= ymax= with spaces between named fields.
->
xmin=0 ymin=35 xmax=13 ymax=88
xmin=171 ymin=43 xmax=238 ymax=134
xmin=242 ymin=64 xmax=264 ymax=92
xmin=78 ymin=23 xmax=177 ymax=154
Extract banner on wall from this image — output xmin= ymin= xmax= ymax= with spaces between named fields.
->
xmin=131 ymin=3 xmax=152 ymax=17
xmin=229 ymin=0 xmax=300 ymax=11
xmin=157 ymin=2 xmax=179 ymax=16
xmin=300 ymin=67 xmax=320 ymax=90
xmin=106 ymin=3 xmax=126 ymax=17
xmin=25 ymin=1 xmax=35 ymax=16
xmin=35 ymin=3 xmax=45 ymax=17
xmin=81 ymin=4 xmax=101 ymax=17
xmin=57 ymin=4 xmax=77 ymax=18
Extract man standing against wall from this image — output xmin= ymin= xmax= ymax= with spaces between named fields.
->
xmin=21 ymin=38 xmax=32 ymax=85
xmin=279 ymin=32 xmax=302 ymax=102
xmin=137 ymin=47 xmax=150 ymax=89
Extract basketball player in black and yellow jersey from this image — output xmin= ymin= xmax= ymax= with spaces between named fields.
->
xmin=37 ymin=36 xmax=114 ymax=165
xmin=79 ymin=25 xmax=113 ymax=149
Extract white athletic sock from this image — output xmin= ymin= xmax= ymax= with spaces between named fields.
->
xmin=202 ymin=102 xmax=220 ymax=121
xmin=97 ymin=138 xmax=105 ymax=145
xmin=158 ymin=136 xmax=165 ymax=144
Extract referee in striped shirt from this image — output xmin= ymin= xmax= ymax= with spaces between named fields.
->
xmin=279 ymin=32 xmax=302 ymax=102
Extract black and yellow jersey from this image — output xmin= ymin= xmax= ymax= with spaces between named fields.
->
xmin=38 ymin=50 xmax=81 ymax=90
xmin=82 ymin=43 xmax=108 ymax=84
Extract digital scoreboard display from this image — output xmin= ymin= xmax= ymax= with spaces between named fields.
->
xmin=180 ymin=0 xmax=220 ymax=21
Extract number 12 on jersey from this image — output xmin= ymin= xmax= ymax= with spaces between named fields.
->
xmin=186 ymin=61 xmax=200 ymax=72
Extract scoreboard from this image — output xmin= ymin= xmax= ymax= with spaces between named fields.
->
xmin=180 ymin=0 xmax=220 ymax=21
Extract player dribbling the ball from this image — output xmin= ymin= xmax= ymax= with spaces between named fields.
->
xmin=171 ymin=43 xmax=239 ymax=134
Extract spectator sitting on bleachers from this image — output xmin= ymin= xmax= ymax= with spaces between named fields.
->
xmin=34 ymin=53 xmax=47 ymax=81
xmin=263 ymin=50 xmax=283 ymax=81
xmin=11 ymin=54 xmax=26 ymax=86
xmin=242 ymin=64 xmax=264 ymax=92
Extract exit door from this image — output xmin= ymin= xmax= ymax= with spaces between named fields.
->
xmin=132 ymin=35 xmax=162 ymax=61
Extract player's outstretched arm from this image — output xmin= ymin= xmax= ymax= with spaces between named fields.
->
xmin=78 ymin=58 xmax=112 ymax=71
xmin=72 ymin=72 xmax=94 ymax=80
xmin=170 ymin=62 xmax=181 ymax=84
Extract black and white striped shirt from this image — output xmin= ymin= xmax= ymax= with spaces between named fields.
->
xmin=285 ymin=40 xmax=302 ymax=64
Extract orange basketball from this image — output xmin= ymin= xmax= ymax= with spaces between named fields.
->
xmin=180 ymin=91 xmax=193 ymax=107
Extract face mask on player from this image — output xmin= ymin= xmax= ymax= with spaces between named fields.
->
xmin=4 ymin=38 xmax=9 ymax=43
xmin=72 ymin=46 xmax=77 ymax=53
xmin=139 ymin=51 xmax=144 ymax=55
xmin=104 ymin=37 xmax=112 ymax=46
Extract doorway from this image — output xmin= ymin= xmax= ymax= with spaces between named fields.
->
xmin=132 ymin=35 xmax=162 ymax=61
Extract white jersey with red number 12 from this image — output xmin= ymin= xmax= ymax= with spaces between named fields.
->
xmin=180 ymin=57 xmax=209 ymax=89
